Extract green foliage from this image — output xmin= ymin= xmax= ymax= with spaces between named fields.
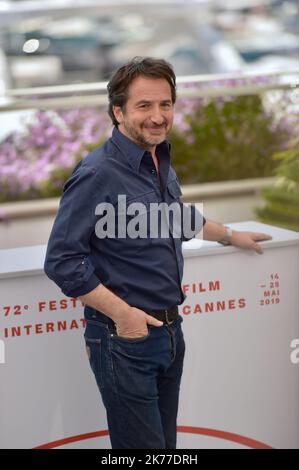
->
xmin=256 ymin=140 xmax=299 ymax=231
xmin=170 ymin=95 xmax=288 ymax=183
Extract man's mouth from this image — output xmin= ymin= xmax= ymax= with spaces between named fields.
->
xmin=146 ymin=126 xmax=166 ymax=132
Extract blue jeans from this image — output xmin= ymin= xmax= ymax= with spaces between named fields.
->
xmin=84 ymin=312 xmax=186 ymax=449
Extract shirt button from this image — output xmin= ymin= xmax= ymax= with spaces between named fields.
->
xmin=151 ymin=169 xmax=156 ymax=174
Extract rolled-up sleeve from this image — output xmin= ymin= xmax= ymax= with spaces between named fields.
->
xmin=44 ymin=163 xmax=101 ymax=297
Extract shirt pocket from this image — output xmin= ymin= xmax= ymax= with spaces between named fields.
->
xmin=167 ymin=178 xmax=183 ymax=201
xmin=166 ymin=178 xmax=184 ymax=239
xmin=115 ymin=190 xmax=160 ymax=240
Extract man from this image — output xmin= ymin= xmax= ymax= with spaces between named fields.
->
xmin=44 ymin=57 xmax=272 ymax=449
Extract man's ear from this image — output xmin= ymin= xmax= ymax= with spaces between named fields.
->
xmin=113 ymin=106 xmax=124 ymax=125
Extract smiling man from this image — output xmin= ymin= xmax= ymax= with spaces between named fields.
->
xmin=44 ymin=57 xmax=272 ymax=449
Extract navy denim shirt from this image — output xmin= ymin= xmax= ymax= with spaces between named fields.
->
xmin=44 ymin=127 xmax=205 ymax=314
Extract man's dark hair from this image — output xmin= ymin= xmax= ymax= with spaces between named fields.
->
xmin=107 ymin=57 xmax=176 ymax=127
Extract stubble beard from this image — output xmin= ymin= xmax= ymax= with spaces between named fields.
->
xmin=123 ymin=120 xmax=169 ymax=149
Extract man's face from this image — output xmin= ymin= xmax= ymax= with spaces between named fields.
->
xmin=113 ymin=75 xmax=174 ymax=150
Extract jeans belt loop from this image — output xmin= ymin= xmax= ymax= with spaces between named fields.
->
xmin=165 ymin=310 xmax=174 ymax=325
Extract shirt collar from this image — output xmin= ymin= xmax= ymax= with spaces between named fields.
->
xmin=111 ymin=127 xmax=171 ymax=172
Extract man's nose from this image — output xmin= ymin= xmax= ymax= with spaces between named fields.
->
xmin=150 ymin=109 xmax=164 ymax=125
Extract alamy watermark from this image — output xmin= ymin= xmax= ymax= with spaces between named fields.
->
xmin=94 ymin=195 xmax=204 ymax=241
xmin=290 ymin=339 xmax=299 ymax=365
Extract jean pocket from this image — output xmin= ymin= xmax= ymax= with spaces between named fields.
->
xmin=111 ymin=327 xmax=152 ymax=344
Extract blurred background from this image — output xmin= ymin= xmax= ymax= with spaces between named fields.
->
xmin=2 ymin=0 xmax=299 ymax=88
xmin=0 ymin=0 xmax=299 ymax=248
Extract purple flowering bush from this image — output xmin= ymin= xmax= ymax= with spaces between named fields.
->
xmin=0 ymin=108 xmax=111 ymax=202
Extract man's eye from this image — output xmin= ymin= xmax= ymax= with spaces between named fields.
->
xmin=139 ymin=104 xmax=149 ymax=108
